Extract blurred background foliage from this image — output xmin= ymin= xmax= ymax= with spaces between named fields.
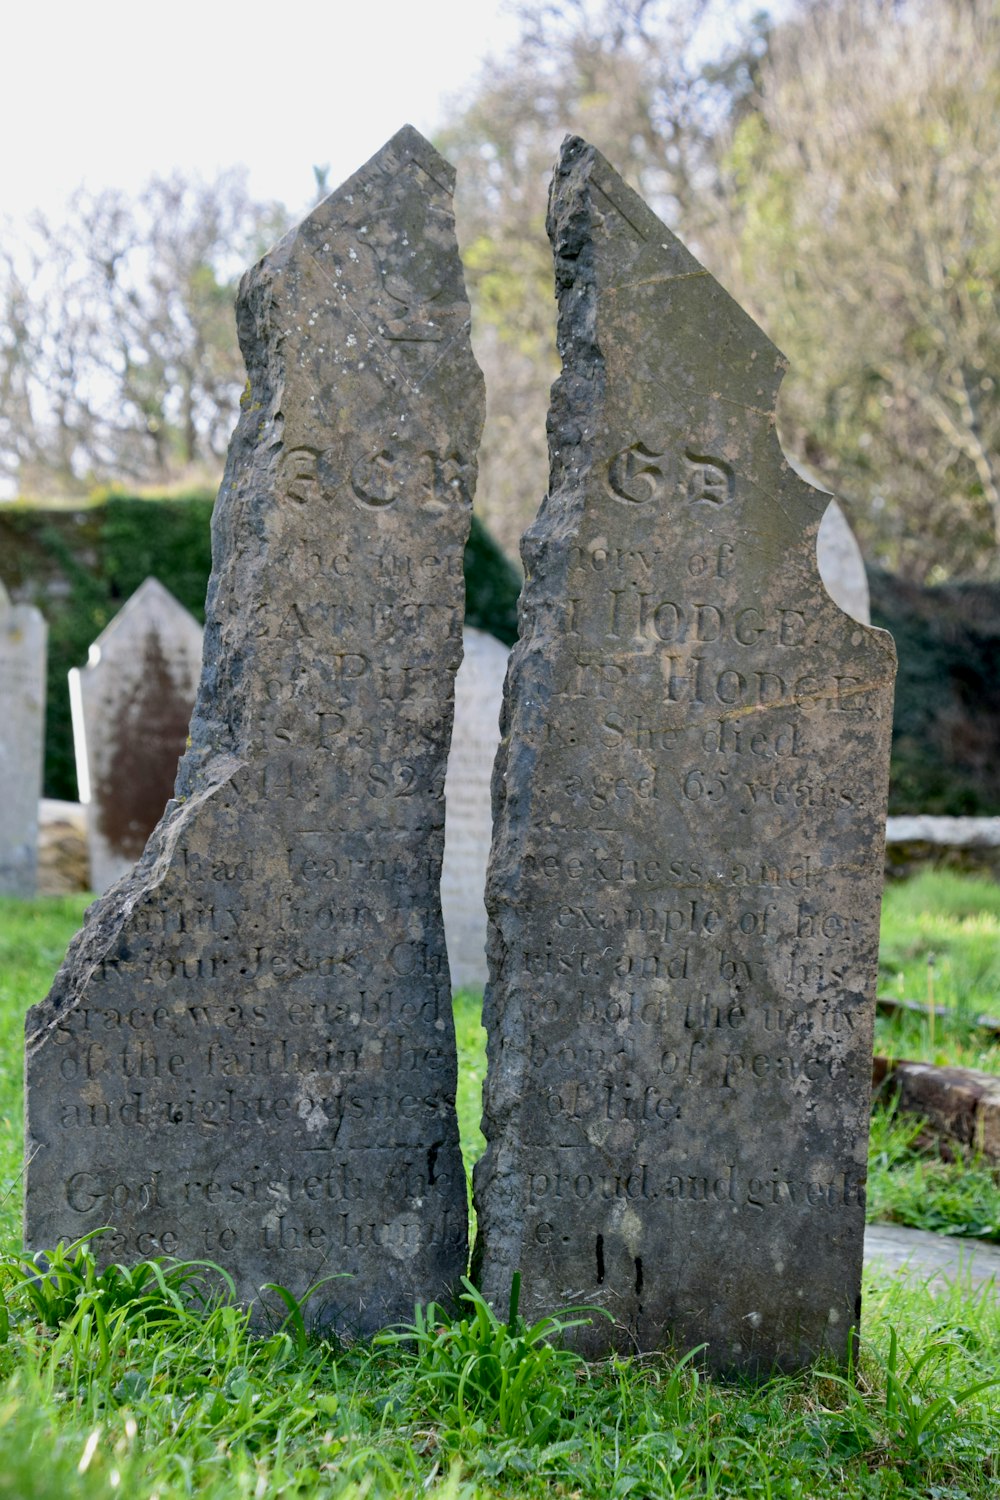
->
xmin=439 ymin=0 xmax=1000 ymax=578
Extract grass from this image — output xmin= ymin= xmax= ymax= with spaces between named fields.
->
xmin=0 ymin=1245 xmax=995 ymax=1498
xmin=0 ymin=894 xmax=90 ymax=1248
xmin=0 ymin=880 xmax=998 ymax=1496
xmin=868 ymin=870 xmax=1000 ymax=1240
xmin=876 ymin=870 xmax=1000 ymax=1072
xmin=867 ymin=1101 xmax=1000 ymax=1241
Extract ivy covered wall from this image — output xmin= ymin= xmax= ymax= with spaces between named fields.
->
xmin=6 ymin=494 xmax=996 ymax=815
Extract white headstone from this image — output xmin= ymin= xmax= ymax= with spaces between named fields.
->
xmin=0 ymin=583 xmax=47 ymax=895
xmin=818 ymin=499 xmax=870 ymax=626
xmin=441 ymin=627 xmax=509 ymax=990
xmin=787 ymin=455 xmax=871 ymax=626
xmin=70 ymin=578 xmax=203 ymax=892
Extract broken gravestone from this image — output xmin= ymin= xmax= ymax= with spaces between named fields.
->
xmin=0 ymin=582 xmax=46 ymax=895
xmin=69 ymin=578 xmax=203 ymax=892
xmin=441 ymin=627 xmax=510 ymax=991
xmin=26 ymin=126 xmax=484 ymax=1333
xmin=474 ymin=139 xmax=897 ymax=1374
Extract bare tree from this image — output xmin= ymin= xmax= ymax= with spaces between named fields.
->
xmin=708 ymin=0 xmax=1000 ymax=581
xmin=439 ymin=0 xmax=768 ymax=556
xmin=0 ymin=172 xmax=287 ymax=496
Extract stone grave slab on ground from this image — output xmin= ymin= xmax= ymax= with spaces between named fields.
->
xmin=69 ymin=577 xmax=203 ymax=892
xmin=26 ymin=126 xmax=484 ymax=1333
xmin=864 ymin=1223 xmax=1000 ymax=1297
xmin=441 ymin=627 xmax=509 ymax=991
xmin=474 ymin=139 xmax=897 ymax=1374
xmin=0 ymin=582 xmax=46 ymax=896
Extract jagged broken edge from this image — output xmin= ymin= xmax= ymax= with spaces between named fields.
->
xmin=24 ymin=126 xmax=457 ymax=1055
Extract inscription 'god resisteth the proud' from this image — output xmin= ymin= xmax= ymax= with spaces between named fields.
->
xmin=473 ymin=139 xmax=896 ymax=1375
xmin=25 ymin=127 xmax=485 ymax=1332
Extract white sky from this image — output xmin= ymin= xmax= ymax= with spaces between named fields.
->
xmin=2 ymin=1 xmax=769 ymax=232
xmin=1 ymin=0 xmax=521 ymax=227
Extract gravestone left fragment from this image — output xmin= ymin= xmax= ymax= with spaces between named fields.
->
xmin=25 ymin=126 xmax=484 ymax=1333
xmin=0 ymin=582 xmax=46 ymax=895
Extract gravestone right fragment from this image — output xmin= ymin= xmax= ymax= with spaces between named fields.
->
xmin=474 ymin=139 xmax=897 ymax=1374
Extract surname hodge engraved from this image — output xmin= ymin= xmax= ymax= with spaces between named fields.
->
xmin=473 ymin=139 xmax=896 ymax=1374
xmin=25 ymin=126 xmax=484 ymax=1333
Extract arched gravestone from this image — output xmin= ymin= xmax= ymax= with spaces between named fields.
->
xmin=474 ymin=139 xmax=897 ymax=1374
xmin=0 ymin=582 xmax=46 ymax=895
xmin=69 ymin=578 xmax=203 ymax=893
xmin=26 ymin=126 xmax=484 ymax=1333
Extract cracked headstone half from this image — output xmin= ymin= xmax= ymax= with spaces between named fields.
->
xmin=26 ymin=126 xmax=484 ymax=1334
xmin=473 ymin=138 xmax=897 ymax=1374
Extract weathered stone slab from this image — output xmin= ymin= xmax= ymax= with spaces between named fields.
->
xmin=876 ymin=1058 xmax=1000 ymax=1163
xmin=884 ymin=815 xmax=1000 ymax=881
xmin=0 ymin=582 xmax=46 ymax=895
xmin=26 ymin=126 xmax=484 ymax=1333
xmin=69 ymin=578 xmax=203 ymax=893
xmin=864 ymin=1223 xmax=1000 ymax=1297
xmin=441 ymin=627 xmax=509 ymax=991
xmin=474 ymin=139 xmax=897 ymax=1374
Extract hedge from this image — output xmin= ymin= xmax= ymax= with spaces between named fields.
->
xmin=0 ymin=494 xmax=521 ymax=801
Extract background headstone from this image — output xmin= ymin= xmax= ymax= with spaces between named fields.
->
xmin=441 ymin=627 xmax=509 ymax=991
xmin=817 ymin=498 xmax=870 ymax=625
xmin=474 ymin=139 xmax=897 ymax=1374
xmin=26 ymin=126 xmax=484 ymax=1333
xmin=0 ymin=582 xmax=47 ymax=895
xmin=69 ymin=577 xmax=203 ymax=892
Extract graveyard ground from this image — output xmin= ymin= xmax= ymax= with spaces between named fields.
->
xmin=0 ymin=875 xmax=996 ymax=1498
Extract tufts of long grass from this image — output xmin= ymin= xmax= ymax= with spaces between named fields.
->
xmin=0 ymin=1238 xmax=997 ymax=1498
xmin=0 ymin=885 xmax=998 ymax=1494
xmin=867 ymin=1098 xmax=1000 ymax=1240
xmin=877 ymin=871 xmax=1000 ymax=1071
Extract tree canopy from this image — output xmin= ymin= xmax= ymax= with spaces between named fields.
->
xmin=439 ymin=0 xmax=769 ymax=558
xmin=718 ymin=0 xmax=1000 ymax=582
xmin=0 ymin=173 xmax=286 ymax=496
xmin=3 ymin=0 xmax=998 ymax=586
xmin=441 ymin=0 xmax=1000 ymax=582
